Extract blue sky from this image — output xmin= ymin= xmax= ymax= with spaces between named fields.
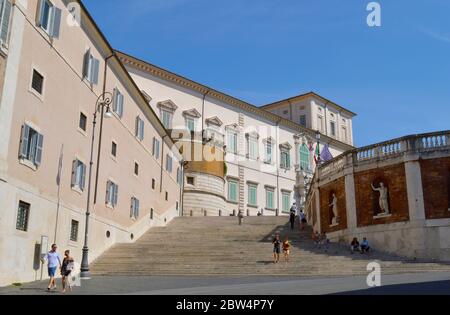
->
xmin=83 ymin=0 xmax=450 ymax=147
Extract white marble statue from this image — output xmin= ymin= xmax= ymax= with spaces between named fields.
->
xmin=329 ymin=193 xmax=339 ymax=225
xmin=371 ymin=182 xmax=390 ymax=215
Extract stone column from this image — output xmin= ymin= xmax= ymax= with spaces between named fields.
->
xmin=344 ymin=167 xmax=357 ymax=229
xmin=404 ymin=158 xmax=426 ymax=221
xmin=314 ymin=183 xmax=321 ymax=233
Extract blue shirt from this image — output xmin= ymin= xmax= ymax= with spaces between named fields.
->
xmin=45 ymin=251 xmax=61 ymax=268
xmin=361 ymin=240 xmax=369 ymax=247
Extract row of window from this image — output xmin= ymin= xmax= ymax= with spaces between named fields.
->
xmin=317 ymin=115 xmax=348 ymax=141
xmin=227 ymin=180 xmax=292 ymax=213
xmin=16 ymin=200 xmax=80 ymax=241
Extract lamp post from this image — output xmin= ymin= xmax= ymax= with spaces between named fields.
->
xmin=315 ymin=130 xmax=321 ymax=166
xmin=80 ymin=92 xmax=113 ymax=279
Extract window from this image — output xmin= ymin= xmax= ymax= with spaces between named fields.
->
xmin=342 ymin=127 xmax=348 ymax=142
xmin=31 ymin=69 xmax=44 ymax=95
xmin=135 ymin=116 xmax=144 ymax=141
xmin=19 ymin=124 xmax=44 ymax=167
xmin=228 ymin=179 xmax=238 ymax=202
xmin=134 ymin=162 xmax=139 ymax=176
xmin=150 ymin=208 xmax=154 ymax=220
xmin=82 ymin=49 xmax=100 ymax=85
xmin=317 ymin=116 xmax=324 ymax=132
xmin=112 ymin=88 xmax=124 ymax=118
xmin=265 ymin=140 xmax=273 ymax=164
xmin=165 ymin=191 xmax=168 ymax=201
xmin=282 ymin=192 xmax=291 ymax=213
xmin=161 ymin=110 xmax=172 ymax=129
xmin=280 ymin=150 xmax=291 ymax=170
xmin=187 ymin=176 xmax=195 ymax=186
xmin=130 ymin=197 xmax=140 ymax=219
xmin=0 ymin=0 xmax=12 ymax=48
xmin=186 ymin=117 xmax=195 ymax=133
xmin=246 ymin=134 xmax=258 ymax=160
xmin=266 ymin=188 xmax=275 ymax=209
xmin=111 ymin=141 xmax=117 ymax=157
xmin=70 ymin=220 xmax=79 ymax=242
xmin=227 ymin=130 xmax=238 ymax=154
xmin=79 ymin=112 xmax=87 ymax=132
xmin=166 ymin=155 xmax=173 ymax=172
xmin=152 ymin=178 xmax=156 ymax=190
xmin=176 ymin=201 xmax=179 ymax=211
xmin=16 ymin=201 xmax=30 ymax=232
xmin=71 ymin=159 xmax=86 ymax=191
xmin=248 ymin=184 xmax=258 ymax=207
xmin=330 ymin=121 xmax=336 ymax=137
xmin=36 ymin=0 xmax=61 ymax=38
xmin=300 ymin=144 xmax=310 ymax=171
xmin=299 ymin=115 xmax=307 ymax=127
xmin=105 ymin=180 xmax=118 ymax=208
xmin=152 ymin=138 xmax=160 ymax=159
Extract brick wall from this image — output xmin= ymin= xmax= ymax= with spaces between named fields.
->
xmin=319 ymin=177 xmax=347 ymax=233
xmin=354 ymin=163 xmax=409 ymax=227
xmin=421 ymin=157 xmax=450 ymax=220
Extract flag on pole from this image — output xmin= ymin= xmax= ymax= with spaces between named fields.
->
xmin=320 ymin=144 xmax=334 ymax=163
xmin=56 ymin=144 xmax=64 ymax=186
xmin=314 ymin=143 xmax=321 ymax=164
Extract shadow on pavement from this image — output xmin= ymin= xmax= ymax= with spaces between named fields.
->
xmin=333 ymin=280 xmax=450 ymax=295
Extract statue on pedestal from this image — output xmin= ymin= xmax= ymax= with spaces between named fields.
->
xmin=371 ymin=182 xmax=390 ymax=215
xmin=329 ymin=193 xmax=339 ymax=225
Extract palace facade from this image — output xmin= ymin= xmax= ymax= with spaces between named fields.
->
xmin=0 ymin=0 xmax=355 ymax=286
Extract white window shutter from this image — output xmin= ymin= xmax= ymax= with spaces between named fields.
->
xmin=80 ymin=163 xmax=86 ymax=191
xmin=92 ymin=58 xmax=100 ymax=85
xmin=105 ymin=181 xmax=111 ymax=204
xmin=0 ymin=0 xmax=12 ymax=47
xmin=19 ymin=124 xmax=30 ymax=159
xmin=113 ymin=184 xmax=118 ymax=207
xmin=112 ymin=88 xmax=118 ymax=112
xmin=136 ymin=199 xmax=140 ymax=218
xmin=130 ymin=197 xmax=134 ymax=218
xmin=34 ymin=133 xmax=44 ymax=166
xmin=118 ymin=93 xmax=124 ymax=117
xmin=50 ymin=6 xmax=61 ymax=39
xmin=36 ymin=0 xmax=45 ymax=26
xmin=71 ymin=160 xmax=77 ymax=187
xmin=139 ymin=119 xmax=144 ymax=140
xmin=82 ymin=49 xmax=91 ymax=79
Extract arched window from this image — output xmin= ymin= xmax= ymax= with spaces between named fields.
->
xmin=300 ymin=144 xmax=310 ymax=171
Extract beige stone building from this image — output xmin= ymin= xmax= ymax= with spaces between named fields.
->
xmin=0 ymin=0 xmax=356 ymax=286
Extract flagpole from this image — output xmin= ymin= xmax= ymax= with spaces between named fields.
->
xmin=54 ymin=144 xmax=64 ymax=244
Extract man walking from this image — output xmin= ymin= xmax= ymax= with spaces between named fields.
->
xmin=289 ymin=210 xmax=296 ymax=230
xmin=42 ymin=244 xmax=62 ymax=291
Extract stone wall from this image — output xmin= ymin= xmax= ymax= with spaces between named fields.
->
xmin=354 ymin=163 xmax=409 ymax=227
xmin=319 ymin=177 xmax=347 ymax=233
xmin=421 ymin=157 xmax=450 ymax=220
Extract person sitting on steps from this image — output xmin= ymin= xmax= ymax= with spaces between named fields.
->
xmin=350 ymin=237 xmax=360 ymax=254
xmin=360 ymin=237 xmax=371 ymax=254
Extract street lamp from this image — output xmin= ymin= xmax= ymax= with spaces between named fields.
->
xmin=315 ymin=130 xmax=321 ymax=166
xmin=80 ymin=92 xmax=113 ymax=279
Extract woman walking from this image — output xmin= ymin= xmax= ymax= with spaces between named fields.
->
xmin=272 ymin=234 xmax=281 ymax=264
xmin=283 ymin=236 xmax=291 ymax=263
xmin=61 ymin=250 xmax=74 ymax=293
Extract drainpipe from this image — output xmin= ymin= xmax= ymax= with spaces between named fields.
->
xmin=93 ymin=54 xmax=114 ymax=204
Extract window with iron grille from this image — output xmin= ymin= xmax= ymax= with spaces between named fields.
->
xmin=31 ymin=69 xmax=44 ymax=95
xmin=16 ymin=201 xmax=30 ymax=231
xmin=70 ymin=220 xmax=79 ymax=242
xmin=79 ymin=112 xmax=87 ymax=131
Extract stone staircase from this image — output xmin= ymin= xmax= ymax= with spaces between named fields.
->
xmin=91 ymin=217 xmax=450 ymax=276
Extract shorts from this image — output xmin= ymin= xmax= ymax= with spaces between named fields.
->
xmin=48 ymin=267 xmax=57 ymax=277
xmin=62 ymin=270 xmax=72 ymax=277
xmin=301 ymin=218 xmax=307 ymax=223
xmin=273 ymin=247 xmax=281 ymax=254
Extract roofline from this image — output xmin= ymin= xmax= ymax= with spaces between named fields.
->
xmin=76 ymin=1 xmax=181 ymax=158
xmin=114 ymin=50 xmax=355 ymax=151
xmin=261 ymin=92 xmax=357 ymax=117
